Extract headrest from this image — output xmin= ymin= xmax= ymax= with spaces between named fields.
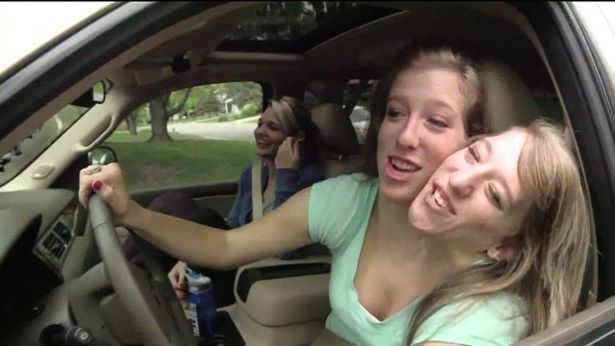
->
xmin=310 ymin=103 xmax=359 ymax=155
xmin=478 ymin=61 xmax=541 ymax=133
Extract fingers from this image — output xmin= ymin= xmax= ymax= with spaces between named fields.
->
xmin=291 ymin=136 xmax=303 ymax=154
xmin=168 ymin=261 xmax=188 ymax=290
xmin=79 ymin=165 xmax=102 ymax=208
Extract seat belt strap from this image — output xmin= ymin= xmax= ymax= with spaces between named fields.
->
xmin=251 ymin=159 xmax=264 ymax=220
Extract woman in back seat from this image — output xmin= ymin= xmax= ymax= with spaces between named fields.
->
xmin=164 ymin=96 xmax=325 ymax=307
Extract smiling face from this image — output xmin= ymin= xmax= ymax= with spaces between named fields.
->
xmin=376 ymin=67 xmax=469 ymax=205
xmin=408 ymin=128 xmax=533 ymax=250
xmin=254 ymin=106 xmax=287 ymax=160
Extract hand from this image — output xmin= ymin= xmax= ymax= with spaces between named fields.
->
xmin=275 ymin=136 xmax=303 ymax=169
xmin=168 ymin=261 xmax=189 ymax=314
xmin=78 ymin=162 xmax=132 ymax=223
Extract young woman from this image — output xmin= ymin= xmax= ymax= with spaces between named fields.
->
xmin=161 ymin=95 xmax=325 ymax=307
xmin=227 ymin=95 xmax=324 ymax=228
xmin=79 ymin=48 xmax=588 ymax=345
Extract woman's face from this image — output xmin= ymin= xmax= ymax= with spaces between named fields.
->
xmin=254 ymin=107 xmax=287 ymax=159
xmin=408 ymin=129 xmax=532 ymax=249
xmin=377 ymin=67 xmax=469 ymax=205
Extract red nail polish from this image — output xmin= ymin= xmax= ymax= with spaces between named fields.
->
xmin=93 ymin=181 xmax=103 ymax=191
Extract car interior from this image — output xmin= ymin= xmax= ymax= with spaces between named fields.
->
xmin=0 ymin=2 xmax=612 ymax=346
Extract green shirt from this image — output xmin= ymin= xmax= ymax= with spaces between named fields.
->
xmin=308 ymin=174 xmax=529 ymax=346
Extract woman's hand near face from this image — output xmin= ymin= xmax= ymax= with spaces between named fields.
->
xmin=78 ymin=162 xmax=135 ymax=224
xmin=275 ymin=136 xmax=302 ymax=169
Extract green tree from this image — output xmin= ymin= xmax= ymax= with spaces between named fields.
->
xmin=148 ymin=88 xmax=192 ymax=142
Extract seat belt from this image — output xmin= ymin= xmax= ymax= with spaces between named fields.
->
xmin=251 ymin=159 xmax=264 ymax=220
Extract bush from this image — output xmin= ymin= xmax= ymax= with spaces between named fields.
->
xmin=239 ymin=103 xmax=260 ymax=119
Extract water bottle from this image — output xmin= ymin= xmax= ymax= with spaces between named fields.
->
xmin=186 ymin=267 xmax=218 ymax=343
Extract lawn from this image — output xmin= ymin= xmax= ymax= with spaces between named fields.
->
xmin=104 ymin=130 xmax=256 ymax=190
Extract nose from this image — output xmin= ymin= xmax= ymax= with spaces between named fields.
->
xmin=254 ymin=123 xmax=264 ymax=136
xmin=395 ymin=115 xmax=420 ymax=149
xmin=448 ymin=167 xmax=482 ymax=198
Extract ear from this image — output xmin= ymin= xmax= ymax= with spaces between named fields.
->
xmin=486 ymin=246 xmax=502 ymax=261
xmin=486 ymin=243 xmax=516 ymax=262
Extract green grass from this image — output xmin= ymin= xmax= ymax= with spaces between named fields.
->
xmin=104 ymin=130 xmax=256 ymax=190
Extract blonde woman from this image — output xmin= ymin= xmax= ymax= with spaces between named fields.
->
xmin=161 ymin=96 xmax=325 ymax=307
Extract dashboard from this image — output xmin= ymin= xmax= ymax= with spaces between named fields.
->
xmin=0 ymin=189 xmax=91 ymax=344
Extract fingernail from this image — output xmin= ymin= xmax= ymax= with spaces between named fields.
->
xmin=93 ymin=181 xmax=103 ymax=191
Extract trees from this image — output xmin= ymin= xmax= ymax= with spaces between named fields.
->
xmin=148 ymin=88 xmax=191 ymax=142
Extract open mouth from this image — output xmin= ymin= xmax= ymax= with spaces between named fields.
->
xmin=256 ymin=138 xmax=269 ymax=146
xmin=431 ymin=183 xmax=456 ymax=215
xmin=389 ymin=156 xmax=421 ymax=173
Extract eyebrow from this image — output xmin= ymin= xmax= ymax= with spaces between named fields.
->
xmin=479 ymin=138 xmax=513 ymax=211
xmin=424 ymin=99 xmax=456 ymax=113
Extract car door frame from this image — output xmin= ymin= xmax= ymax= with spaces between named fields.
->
xmin=513 ymin=2 xmax=615 ymax=345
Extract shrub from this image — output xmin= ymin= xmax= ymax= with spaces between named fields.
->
xmin=239 ymin=103 xmax=260 ymax=119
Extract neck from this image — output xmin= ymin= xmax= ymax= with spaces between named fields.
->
xmin=372 ymin=192 xmax=422 ymax=250
xmin=263 ymin=158 xmax=276 ymax=178
xmin=418 ymin=231 xmax=490 ymax=272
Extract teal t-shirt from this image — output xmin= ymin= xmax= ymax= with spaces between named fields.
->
xmin=308 ymin=173 xmax=529 ymax=346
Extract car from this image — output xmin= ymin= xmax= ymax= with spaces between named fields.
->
xmin=1 ymin=2 xmax=615 ymax=345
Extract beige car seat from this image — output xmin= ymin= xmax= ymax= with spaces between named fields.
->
xmin=310 ymin=103 xmax=362 ymax=177
xmin=479 ymin=60 xmax=542 ymax=132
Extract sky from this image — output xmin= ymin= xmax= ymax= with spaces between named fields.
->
xmin=0 ymin=2 xmax=113 ymax=74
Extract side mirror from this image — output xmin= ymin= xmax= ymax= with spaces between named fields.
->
xmin=88 ymin=146 xmax=117 ymax=165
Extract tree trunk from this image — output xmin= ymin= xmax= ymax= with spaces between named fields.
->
xmin=149 ymin=95 xmax=172 ymax=142
xmin=126 ymin=114 xmax=137 ymax=135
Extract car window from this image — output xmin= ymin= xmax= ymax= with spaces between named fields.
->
xmin=103 ymin=82 xmax=262 ymax=190
xmin=0 ymin=101 xmax=95 ymax=186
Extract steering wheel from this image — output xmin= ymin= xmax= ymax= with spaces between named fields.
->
xmin=88 ymin=195 xmax=197 ymax=346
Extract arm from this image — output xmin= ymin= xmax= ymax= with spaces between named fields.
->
xmin=273 ymin=164 xmax=324 ymax=208
xmin=79 ymin=163 xmax=314 ymax=270
xmin=273 ymin=136 xmax=325 ymax=208
xmin=226 ymin=166 xmax=251 ymax=229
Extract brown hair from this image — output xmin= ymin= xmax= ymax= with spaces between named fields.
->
xmin=361 ymin=47 xmax=485 ymax=176
xmin=406 ymin=119 xmax=591 ymax=343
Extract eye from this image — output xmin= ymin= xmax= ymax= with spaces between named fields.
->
xmin=427 ymin=117 xmax=449 ymax=129
xmin=488 ymin=183 xmax=502 ymax=208
xmin=385 ymin=107 xmax=403 ymax=118
xmin=267 ymin=123 xmax=281 ymax=131
xmin=468 ymin=143 xmax=480 ymax=162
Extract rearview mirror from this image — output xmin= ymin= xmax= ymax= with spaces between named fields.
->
xmin=72 ymin=80 xmax=110 ymax=107
xmin=88 ymin=146 xmax=117 ymax=165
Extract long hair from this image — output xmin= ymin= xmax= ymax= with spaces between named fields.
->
xmin=406 ymin=119 xmax=592 ymax=342
xmin=268 ymin=96 xmax=322 ymax=164
xmin=361 ymin=47 xmax=485 ymax=177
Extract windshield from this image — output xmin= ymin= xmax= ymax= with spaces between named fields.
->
xmin=0 ymin=104 xmax=90 ymax=186
xmin=0 ymin=2 xmax=114 ymax=75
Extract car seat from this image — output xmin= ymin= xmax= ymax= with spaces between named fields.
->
xmin=309 ymin=102 xmax=362 ymax=177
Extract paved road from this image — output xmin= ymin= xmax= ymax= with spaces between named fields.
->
xmin=168 ymin=119 xmax=368 ymax=143
xmin=169 ymin=121 xmax=256 ymax=142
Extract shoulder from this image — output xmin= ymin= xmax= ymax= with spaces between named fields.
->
xmin=313 ymin=172 xmax=374 ymax=189
xmin=413 ymin=292 xmax=529 ymax=346
xmin=238 ymin=164 xmax=253 ymax=183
